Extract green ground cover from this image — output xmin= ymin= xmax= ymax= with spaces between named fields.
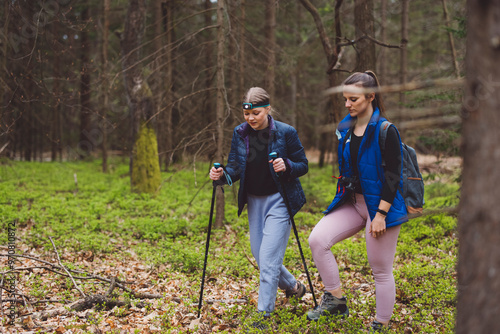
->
xmin=0 ymin=159 xmax=458 ymax=333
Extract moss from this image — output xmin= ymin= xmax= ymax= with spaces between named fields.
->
xmin=131 ymin=123 xmax=161 ymax=194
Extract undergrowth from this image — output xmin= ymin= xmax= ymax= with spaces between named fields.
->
xmin=0 ymin=158 xmax=458 ymax=333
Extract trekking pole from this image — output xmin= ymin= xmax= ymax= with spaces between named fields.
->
xmin=269 ymin=152 xmax=318 ymax=308
xmin=197 ymin=163 xmax=230 ymax=318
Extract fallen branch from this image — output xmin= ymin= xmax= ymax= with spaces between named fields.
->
xmin=0 ymin=254 xmax=134 ymax=284
xmin=49 ymin=237 xmax=86 ymax=298
xmin=33 ymin=294 xmax=126 ymax=320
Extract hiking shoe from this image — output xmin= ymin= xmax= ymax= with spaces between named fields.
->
xmin=285 ymin=282 xmax=306 ymax=299
xmin=306 ymin=291 xmax=349 ymax=321
xmin=370 ymin=320 xmax=388 ymax=332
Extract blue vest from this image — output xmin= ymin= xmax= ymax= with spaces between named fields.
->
xmin=324 ymin=108 xmax=408 ymax=228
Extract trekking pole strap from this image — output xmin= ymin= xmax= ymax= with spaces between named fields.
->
xmin=214 ymin=163 xmax=233 ymax=186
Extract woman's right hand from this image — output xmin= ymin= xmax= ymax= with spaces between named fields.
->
xmin=209 ymin=167 xmax=224 ymax=181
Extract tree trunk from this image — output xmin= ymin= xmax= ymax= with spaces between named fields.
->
xmin=51 ymin=17 xmax=61 ymax=162
xmin=203 ymin=0 xmax=214 ymax=133
xmin=227 ymin=0 xmax=238 ymax=126
xmin=121 ymin=0 xmax=161 ymax=193
xmin=101 ymin=0 xmax=110 ymax=172
xmin=379 ymin=0 xmax=387 ymax=83
xmin=354 ymin=0 xmax=376 ymax=71
xmin=1 ymin=2 xmax=11 ymax=157
xmin=457 ymin=1 xmax=500 ymax=333
xmin=238 ymin=0 xmax=246 ymax=101
xmin=400 ymin=0 xmax=409 ymax=105
xmin=264 ymin=0 xmax=276 ymax=97
xmin=153 ymin=0 xmax=164 ymax=167
xmin=299 ymin=0 xmax=343 ymax=168
xmin=441 ymin=0 xmax=460 ymax=78
xmin=79 ymin=5 xmax=92 ymax=159
xmin=215 ymin=0 xmax=226 ymax=228
xmin=164 ymin=0 xmax=174 ymax=168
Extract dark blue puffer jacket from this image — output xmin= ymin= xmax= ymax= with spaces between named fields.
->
xmin=324 ymin=108 xmax=408 ymax=228
xmin=223 ymin=115 xmax=308 ymax=217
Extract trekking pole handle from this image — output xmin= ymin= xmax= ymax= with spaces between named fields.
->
xmin=213 ymin=163 xmax=232 ymax=186
xmin=269 ymin=152 xmax=283 ymax=177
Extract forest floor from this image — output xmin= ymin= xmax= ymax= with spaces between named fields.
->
xmin=1 ymin=159 xmax=460 ymax=333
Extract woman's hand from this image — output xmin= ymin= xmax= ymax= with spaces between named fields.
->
xmin=369 ymin=213 xmax=387 ymax=238
xmin=269 ymin=157 xmax=286 ymax=173
xmin=209 ymin=167 xmax=223 ymax=181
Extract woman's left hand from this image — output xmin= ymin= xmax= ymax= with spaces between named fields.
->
xmin=369 ymin=214 xmax=387 ymax=238
xmin=269 ymin=157 xmax=286 ymax=173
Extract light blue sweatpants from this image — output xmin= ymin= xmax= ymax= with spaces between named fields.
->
xmin=247 ymin=192 xmax=297 ymax=314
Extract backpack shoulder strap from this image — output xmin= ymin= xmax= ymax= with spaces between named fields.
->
xmin=379 ymin=120 xmax=392 ymax=165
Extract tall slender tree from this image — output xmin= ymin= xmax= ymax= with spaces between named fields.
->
xmin=215 ymin=0 xmax=226 ymax=228
xmin=121 ymin=0 xmax=161 ymax=193
xmin=354 ymin=0 xmax=376 ymax=71
xmin=457 ymin=0 xmax=500 ymax=332
xmin=79 ymin=5 xmax=92 ymax=159
xmin=51 ymin=15 xmax=62 ymax=162
xmin=299 ymin=0 xmax=344 ymax=167
xmin=441 ymin=0 xmax=460 ymax=78
xmin=264 ymin=0 xmax=276 ymax=97
xmin=379 ymin=0 xmax=388 ymax=83
xmin=101 ymin=0 xmax=110 ymax=171
xmin=400 ymin=0 xmax=409 ymax=104
xmin=238 ymin=0 xmax=246 ymax=102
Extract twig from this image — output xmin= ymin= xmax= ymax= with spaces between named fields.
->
xmin=337 ymin=34 xmax=402 ymax=49
xmin=48 ymin=237 xmax=86 ymax=298
xmin=0 ymin=254 xmax=134 ymax=284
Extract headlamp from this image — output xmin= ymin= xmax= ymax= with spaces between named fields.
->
xmin=242 ymin=101 xmax=270 ymax=110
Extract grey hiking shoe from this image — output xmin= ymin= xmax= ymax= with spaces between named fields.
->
xmin=306 ymin=291 xmax=349 ymax=321
xmin=370 ymin=320 xmax=389 ymax=332
xmin=285 ymin=282 xmax=306 ymax=299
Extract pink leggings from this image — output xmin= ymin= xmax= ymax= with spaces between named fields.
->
xmin=309 ymin=194 xmax=401 ymax=323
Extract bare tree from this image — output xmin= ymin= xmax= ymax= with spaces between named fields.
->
xmin=79 ymin=5 xmax=92 ymax=159
xmin=121 ymin=0 xmax=161 ymax=193
xmin=441 ymin=0 xmax=460 ymax=78
xmin=238 ymin=0 xmax=246 ymax=102
xmin=101 ymin=0 xmax=110 ymax=172
xmin=215 ymin=0 xmax=226 ymax=228
xmin=51 ymin=15 xmax=62 ymax=162
xmin=299 ymin=0 xmax=344 ymax=167
xmin=379 ymin=0 xmax=388 ymax=83
xmin=400 ymin=0 xmax=409 ymax=104
xmin=354 ymin=0 xmax=376 ymax=71
xmin=457 ymin=1 xmax=500 ymax=332
xmin=264 ymin=0 xmax=276 ymax=97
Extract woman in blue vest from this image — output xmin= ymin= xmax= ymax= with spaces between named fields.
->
xmin=307 ymin=71 xmax=408 ymax=332
xmin=209 ymin=87 xmax=308 ymax=329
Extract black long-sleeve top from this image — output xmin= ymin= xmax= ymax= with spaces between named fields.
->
xmin=245 ymin=127 xmax=279 ymax=196
xmin=350 ymin=126 xmax=401 ymax=204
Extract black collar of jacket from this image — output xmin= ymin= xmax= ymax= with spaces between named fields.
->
xmin=237 ymin=115 xmax=277 ymax=139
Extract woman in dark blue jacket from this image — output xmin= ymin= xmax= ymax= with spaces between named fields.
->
xmin=307 ymin=72 xmax=407 ymax=332
xmin=209 ymin=87 xmax=308 ymax=328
